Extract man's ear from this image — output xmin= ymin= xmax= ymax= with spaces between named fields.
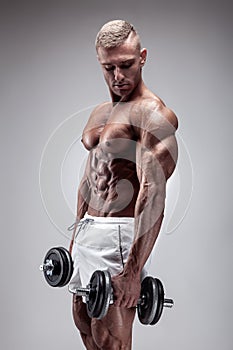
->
xmin=140 ymin=48 xmax=147 ymax=66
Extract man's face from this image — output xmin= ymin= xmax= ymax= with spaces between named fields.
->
xmin=97 ymin=37 xmax=146 ymax=99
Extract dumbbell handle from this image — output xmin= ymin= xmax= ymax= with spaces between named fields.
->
xmin=75 ymin=286 xmax=174 ymax=308
xmin=76 ymin=287 xmax=90 ymax=297
xmin=164 ymin=298 xmax=174 ymax=308
xmin=139 ymin=295 xmax=174 ymax=308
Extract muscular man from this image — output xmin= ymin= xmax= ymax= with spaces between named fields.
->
xmin=69 ymin=20 xmax=178 ymax=349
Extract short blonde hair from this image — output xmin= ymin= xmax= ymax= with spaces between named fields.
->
xmin=95 ymin=20 xmax=141 ymax=51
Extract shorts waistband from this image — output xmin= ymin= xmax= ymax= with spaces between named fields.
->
xmin=83 ymin=213 xmax=134 ymax=224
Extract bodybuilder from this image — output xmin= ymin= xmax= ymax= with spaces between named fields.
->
xmin=69 ymin=20 xmax=178 ymax=349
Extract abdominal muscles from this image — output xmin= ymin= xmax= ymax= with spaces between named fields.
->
xmin=87 ymin=144 xmax=140 ymax=217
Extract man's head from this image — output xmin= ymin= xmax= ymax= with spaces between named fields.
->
xmin=95 ymin=20 xmax=147 ymax=101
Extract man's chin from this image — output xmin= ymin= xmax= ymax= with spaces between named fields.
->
xmin=109 ymin=87 xmax=132 ymax=102
xmin=114 ymin=88 xmax=131 ymax=97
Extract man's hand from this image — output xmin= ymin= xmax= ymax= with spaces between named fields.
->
xmin=111 ymin=272 xmax=141 ymax=308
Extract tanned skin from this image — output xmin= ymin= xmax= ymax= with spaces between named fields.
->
xmin=70 ymin=32 xmax=178 ymax=349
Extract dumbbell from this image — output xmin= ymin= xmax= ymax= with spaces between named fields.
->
xmin=40 ymin=247 xmax=174 ymax=324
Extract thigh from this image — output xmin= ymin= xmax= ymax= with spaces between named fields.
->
xmin=91 ymin=305 xmax=136 ymax=350
xmin=72 ymin=294 xmax=92 ymax=336
xmin=73 ymin=295 xmax=102 ymax=350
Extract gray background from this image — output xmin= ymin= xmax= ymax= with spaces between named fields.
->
xmin=1 ymin=0 xmax=233 ymax=349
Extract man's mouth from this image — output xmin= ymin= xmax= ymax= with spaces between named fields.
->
xmin=113 ymin=83 xmax=129 ymax=88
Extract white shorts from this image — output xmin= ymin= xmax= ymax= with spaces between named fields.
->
xmin=68 ymin=213 xmax=151 ymax=294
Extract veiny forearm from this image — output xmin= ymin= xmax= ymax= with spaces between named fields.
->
xmin=122 ymin=183 xmax=165 ymax=277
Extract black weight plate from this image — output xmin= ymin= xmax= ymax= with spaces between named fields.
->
xmin=87 ymin=270 xmax=105 ymax=319
xmin=57 ymin=247 xmax=73 ymax=287
xmin=150 ymin=278 xmax=164 ymax=325
xmin=42 ymin=247 xmax=64 ymax=287
xmin=54 ymin=248 xmax=68 ymax=287
xmin=137 ymin=276 xmax=158 ymax=325
xmin=96 ymin=270 xmax=111 ymax=319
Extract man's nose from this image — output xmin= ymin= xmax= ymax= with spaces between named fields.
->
xmin=114 ymin=67 xmax=124 ymax=82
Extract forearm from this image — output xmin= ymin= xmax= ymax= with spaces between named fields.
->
xmin=122 ymin=185 xmax=166 ymax=277
xmin=123 ymin=213 xmax=164 ymax=277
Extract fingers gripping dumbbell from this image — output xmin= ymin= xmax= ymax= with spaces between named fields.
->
xmin=40 ymin=247 xmax=174 ymax=324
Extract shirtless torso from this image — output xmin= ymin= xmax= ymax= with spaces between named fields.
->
xmin=80 ymin=96 xmax=177 ymax=219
